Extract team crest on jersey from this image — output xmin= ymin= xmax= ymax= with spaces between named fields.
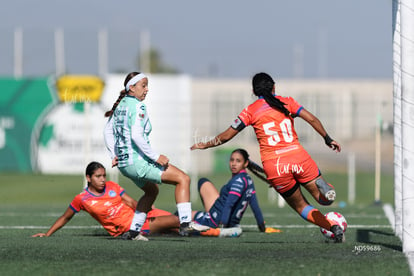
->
xmin=108 ymin=190 xmax=116 ymax=197
xmin=139 ymin=113 xmax=145 ymax=118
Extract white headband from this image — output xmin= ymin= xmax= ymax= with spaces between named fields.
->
xmin=125 ymin=73 xmax=147 ymax=91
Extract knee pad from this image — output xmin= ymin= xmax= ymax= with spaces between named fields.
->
xmin=197 ymin=178 xmax=210 ymax=192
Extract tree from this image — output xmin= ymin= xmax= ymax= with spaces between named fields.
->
xmin=137 ymin=48 xmax=179 ymax=74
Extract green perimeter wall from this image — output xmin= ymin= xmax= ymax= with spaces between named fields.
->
xmin=0 ymin=78 xmax=53 ymax=172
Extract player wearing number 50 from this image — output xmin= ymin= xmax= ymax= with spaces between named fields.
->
xmin=191 ymin=72 xmax=344 ymax=242
xmin=104 ymin=72 xmax=208 ymax=239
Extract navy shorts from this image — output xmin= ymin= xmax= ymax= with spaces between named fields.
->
xmin=193 ymin=211 xmax=219 ymax=228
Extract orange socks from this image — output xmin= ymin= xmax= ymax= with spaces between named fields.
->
xmin=300 ymin=205 xmax=332 ymax=230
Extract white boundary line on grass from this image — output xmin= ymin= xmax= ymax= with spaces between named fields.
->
xmin=0 ymin=224 xmax=392 ymax=230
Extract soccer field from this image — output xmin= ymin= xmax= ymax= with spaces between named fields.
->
xmin=0 ymin=172 xmax=410 ymax=275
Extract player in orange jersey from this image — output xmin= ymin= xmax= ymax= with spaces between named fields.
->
xmin=31 ymin=162 xmax=237 ymax=239
xmin=191 ymin=72 xmax=344 ymax=242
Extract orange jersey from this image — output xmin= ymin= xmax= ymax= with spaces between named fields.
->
xmin=70 ymin=181 xmax=134 ymax=237
xmin=235 ymin=96 xmax=304 ymax=162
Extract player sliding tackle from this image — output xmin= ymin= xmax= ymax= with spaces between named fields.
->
xmin=32 ymin=162 xmax=242 ymax=239
xmin=191 ymin=72 xmax=344 ymax=243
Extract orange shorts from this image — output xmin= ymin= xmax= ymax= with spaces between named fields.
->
xmin=263 ymin=149 xmax=320 ymax=195
xmin=141 ymin=208 xmax=173 ymax=233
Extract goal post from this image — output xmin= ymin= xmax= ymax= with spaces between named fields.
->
xmin=394 ymin=0 xmax=414 ymax=253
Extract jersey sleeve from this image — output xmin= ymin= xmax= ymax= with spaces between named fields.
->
xmin=69 ymin=194 xmax=83 ymax=213
xmin=282 ymin=96 xmax=303 ymax=117
xmin=249 ymin=189 xmax=265 ymax=226
xmin=131 ymin=127 xmax=160 ymax=162
xmin=103 ymin=116 xmax=116 ymax=159
xmin=130 ymin=105 xmax=160 ymax=162
xmin=230 ymin=116 xmax=246 ymax=131
xmin=236 ymin=107 xmax=251 ymax=128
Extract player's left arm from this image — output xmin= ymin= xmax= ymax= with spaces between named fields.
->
xmin=298 ymin=108 xmax=341 ymax=152
xmin=32 ymin=207 xmax=75 ymax=237
xmin=121 ymin=192 xmax=138 ymax=210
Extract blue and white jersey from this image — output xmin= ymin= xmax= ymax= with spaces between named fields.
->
xmin=105 ymin=95 xmax=159 ymax=168
xmin=210 ymin=170 xmax=264 ymax=227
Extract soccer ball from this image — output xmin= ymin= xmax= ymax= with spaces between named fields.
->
xmin=320 ymin=212 xmax=347 ymax=239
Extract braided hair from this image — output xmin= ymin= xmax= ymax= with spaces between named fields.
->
xmin=252 ymin=72 xmax=290 ymax=117
xmin=104 ymin=72 xmax=141 ymax=117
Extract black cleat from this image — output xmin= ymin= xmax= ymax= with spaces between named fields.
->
xmin=121 ymin=230 xmax=139 ymax=240
xmin=330 ymin=225 xmax=344 ymax=243
xmin=179 ymin=222 xmax=210 ymax=236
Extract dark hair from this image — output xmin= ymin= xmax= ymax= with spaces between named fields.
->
xmin=252 ymin=72 xmax=290 ymax=117
xmin=85 ymin=161 xmax=105 ymax=177
xmin=231 ymin=148 xmax=269 ymax=185
xmin=104 ymin=72 xmax=141 ymax=117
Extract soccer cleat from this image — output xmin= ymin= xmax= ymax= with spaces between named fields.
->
xmin=219 ymin=227 xmax=242 ymax=238
xmin=330 ymin=225 xmax=344 ymax=243
xmin=315 ymin=179 xmax=336 ymax=201
xmin=199 ymin=226 xmax=242 ymax=237
xmin=200 ymin=228 xmax=221 ymax=237
xmin=121 ymin=230 xmax=140 ymax=240
xmin=132 ymin=234 xmax=149 ymax=242
xmin=179 ymin=222 xmax=210 ymax=236
xmin=324 ymin=190 xmax=336 ymax=201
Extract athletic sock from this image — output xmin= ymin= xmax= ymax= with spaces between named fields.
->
xmin=129 ymin=210 xmax=147 ymax=232
xmin=300 ymin=205 xmax=332 ymax=230
xmin=176 ymin=202 xmax=192 ymax=224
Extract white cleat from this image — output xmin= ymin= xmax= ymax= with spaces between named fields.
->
xmin=132 ymin=234 xmax=149 ymax=241
xmin=179 ymin=222 xmax=210 ymax=236
xmin=325 ymin=190 xmax=336 ymax=201
xmin=219 ymin=227 xmax=242 ymax=238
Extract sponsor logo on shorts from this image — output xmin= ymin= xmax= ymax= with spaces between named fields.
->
xmin=275 ymin=157 xmax=304 ymax=176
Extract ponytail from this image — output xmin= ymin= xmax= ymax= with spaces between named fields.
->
xmin=104 ymin=90 xmax=127 ymax=117
xmin=246 ymin=160 xmax=270 ymax=185
xmin=252 ymin=72 xmax=291 ymax=117
xmin=104 ymin=72 xmax=141 ymax=117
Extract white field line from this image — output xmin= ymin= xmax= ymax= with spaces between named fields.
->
xmin=0 ymin=212 xmax=388 ymax=219
xmin=0 ymin=209 xmax=392 ymax=230
xmin=382 ymin=203 xmax=395 ymax=232
xmin=0 ymin=224 xmax=391 ymax=230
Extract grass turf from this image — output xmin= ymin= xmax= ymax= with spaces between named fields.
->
xmin=0 ymin=171 xmax=410 ymax=275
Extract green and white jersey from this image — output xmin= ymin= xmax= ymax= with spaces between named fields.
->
xmin=106 ymin=95 xmax=159 ymax=168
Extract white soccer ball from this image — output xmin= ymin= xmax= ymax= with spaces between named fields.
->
xmin=320 ymin=211 xmax=348 ymax=239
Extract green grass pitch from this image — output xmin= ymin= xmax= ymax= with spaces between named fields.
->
xmin=0 ymin=172 xmax=410 ymax=275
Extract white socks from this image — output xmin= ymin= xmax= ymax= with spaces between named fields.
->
xmin=176 ymin=202 xmax=192 ymax=224
xmin=129 ymin=210 xmax=147 ymax=232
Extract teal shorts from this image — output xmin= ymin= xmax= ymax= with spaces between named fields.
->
xmin=118 ymin=158 xmax=163 ymax=188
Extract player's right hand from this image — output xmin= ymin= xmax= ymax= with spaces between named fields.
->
xmin=156 ymin=155 xmax=169 ymax=167
xmin=32 ymin=233 xmax=47 ymax=237
xmin=111 ymin=156 xmax=119 ymax=167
